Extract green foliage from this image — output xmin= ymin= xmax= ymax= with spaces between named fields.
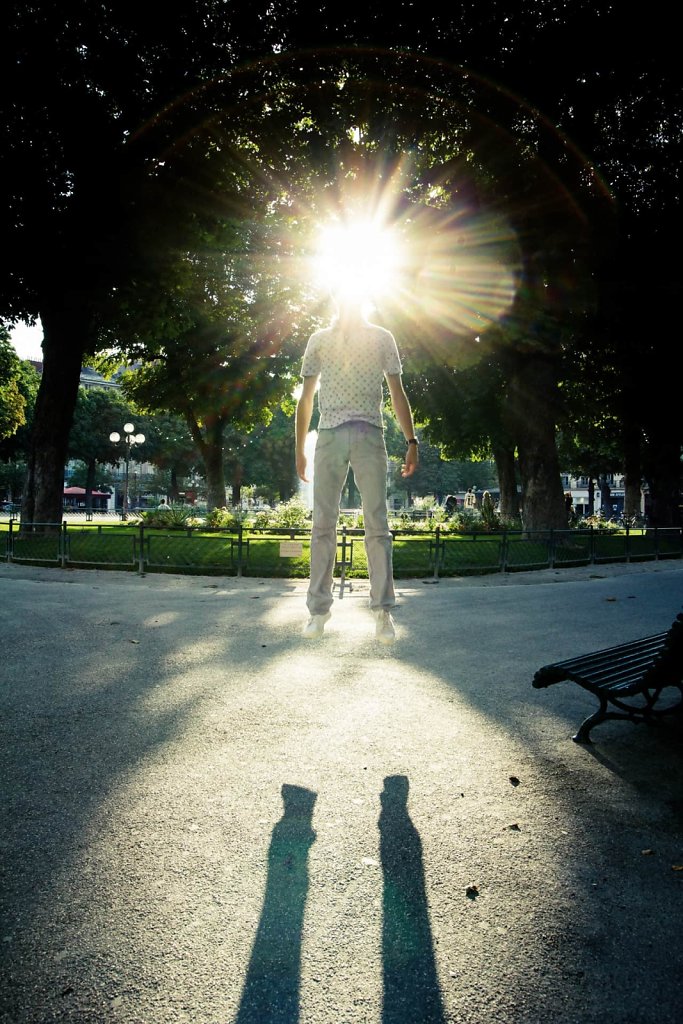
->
xmin=0 ymin=333 xmax=27 ymax=440
xmin=68 ymin=387 xmax=137 ymax=465
xmin=66 ymin=461 xmax=117 ymax=491
xmin=239 ymin=408 xmax=298 ymax=503
xmin=576 ymin=512 xmax=621 ymax=532
xmin=449 ymin=508 xmax=490 ymax=534
xmin=140 ymin=504 xmax=201 ymax=529
xmin=480 ymin=491 xmax=499 ymax=531
xmin=338 ymin=511 xmax=364 ymax=529
xmin=247 ymin=497 xmax=311 ymax=531
xmin=250 ymin=510 xmax=273 ymax=532
xmin=204 ymin=506 xmax=246 ymax=531
xmin=4 ymin=4 xmax=681 ymax=526
xmin=268 ymin=497 xmax=311 ymax=530
xmin=0 ymin=353 xmax=41 ymax=461
xmin=0 ymin=459 xmax=27 ymax=499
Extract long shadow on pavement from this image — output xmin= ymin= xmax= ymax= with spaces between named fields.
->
xmin=233 ymin=784 xmax=317 ymax=1024
xmin=379 ymin=774 xmax=446 ymax=1024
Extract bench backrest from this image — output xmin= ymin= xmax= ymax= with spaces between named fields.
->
xmin=643 ymin=612 xmax=683 ymax=686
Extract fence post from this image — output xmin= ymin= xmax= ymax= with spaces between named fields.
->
xmin=432 ymin=525 xmax=441 ymax=579
xmin=625 ymin=522 xmax=631 ymax=563
xmin=500 ymin=529 xmax=508 ymax=572
xmin=61 ymin=520 xmax=68 ymax=569
xmin=339 ymin=525 xmax=348 ymax=590
xmin=548 ymin=528 xmax=555 ymax=569
xmin=138 ymin=521 xmax=145 ymax=575
xmin=7 ymin=516 xmax=12 ymax=562
xmin=237 ymin=522 xmax=243 ymax=577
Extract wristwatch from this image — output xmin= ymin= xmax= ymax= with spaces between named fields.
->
xmin=407 ymin=438 xmax=419 ymax=446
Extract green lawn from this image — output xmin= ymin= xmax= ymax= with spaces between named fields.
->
xmin=1 ymin=521 xmax=680 ymax=577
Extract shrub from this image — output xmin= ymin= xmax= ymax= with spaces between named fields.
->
xmin=204 ymin=506 xmax=245 ymax=530
xmin=449 ymin=507 xmax=489 ymax=533
xmin=480 ymin=491 xmax=500 ymax=531
xmin=270 ymin=496 xmax=311 ymax=530
xmin=247 ymin=497 xmax=312 ymax=531
xmin=140 ymin=504 xmax=201 ymax=529
xmin=576 ymin=512 xmax=621 ymax=532
xmin=339 ymin=511 xmax=364 ymax=529
xmin=251 ymin=510 xmax=273 ymax=531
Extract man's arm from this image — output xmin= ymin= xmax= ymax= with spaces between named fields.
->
xmin=295 ymin=374 xmax=319 ymax=482
xmin=386 ymin=373 xmax=419 ymax=478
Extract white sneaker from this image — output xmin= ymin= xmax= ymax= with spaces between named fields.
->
xmin=303 ymin=612 xmax=331 ymax=639
xmin=373 ymin=609 xmax=396 ymax=645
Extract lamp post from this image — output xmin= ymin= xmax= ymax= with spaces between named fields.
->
xmin=109 ymin=422 xmax=145 ymax=520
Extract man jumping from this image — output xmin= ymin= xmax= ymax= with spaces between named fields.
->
xmin=295 ymin=296 xmax=418 ymax=644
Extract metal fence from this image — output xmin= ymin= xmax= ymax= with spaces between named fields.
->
xmin=1 ymin=519 xmax=682 ymax=578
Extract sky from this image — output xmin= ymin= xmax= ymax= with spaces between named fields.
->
xmin=8 ymin=321 xmax=44 ymax=361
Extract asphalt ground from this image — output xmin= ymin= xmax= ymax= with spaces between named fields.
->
xmin=1 ymin=560 xmax=682 ymax=1024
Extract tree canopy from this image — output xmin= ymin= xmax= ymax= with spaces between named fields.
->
xmin=2 ymin=2 xmax=680 ymax=526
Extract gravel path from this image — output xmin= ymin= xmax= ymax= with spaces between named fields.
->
xmin=1 ymin=561 xmax=682 ymax=1023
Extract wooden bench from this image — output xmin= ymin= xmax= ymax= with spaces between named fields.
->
xmin=532 ymin=612 xmax=683 ymax=742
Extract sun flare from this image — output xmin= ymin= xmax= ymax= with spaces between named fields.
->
xmin=312 ymin=219 xmax=402 ymax=302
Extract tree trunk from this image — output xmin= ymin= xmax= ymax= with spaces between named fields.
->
xmin=492 ymin=443 xmax=519 ymax=519
xmin=204 ymin=440 xmax=227 ymax=511
xmin=231 ymin=462 xmax=243 ymax=508
xmin=623 ymin=427 xmax=643 ymax=519
xmin=85 ymin=457 xmax=97 ymax=512
xmin=185 ymin=412 xmax=227 ymax=511
xmin=508 ymin=354 xmax=567 ymax=533
xmin=169 ymin=466 xmax=180 ymax=501
xmin=645 ymin=436 xmax=682 ymax=527
xmin=599 ymin=476 xmax=612 ymax=517
xmin=344 ymin=467 xmax=358 ymax=508
xmin=21 ymin=308 xmax=86 ymax=531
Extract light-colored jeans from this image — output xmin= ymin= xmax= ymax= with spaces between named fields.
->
xmin=307 ymin=421 xmax=395 ymax=615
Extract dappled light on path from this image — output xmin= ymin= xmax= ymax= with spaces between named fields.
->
xmin=2 ymin=567 xmax=683 ymax=1022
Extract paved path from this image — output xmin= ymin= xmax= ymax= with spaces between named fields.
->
xmin=1 ymin=561 xmax=682 ymax=1023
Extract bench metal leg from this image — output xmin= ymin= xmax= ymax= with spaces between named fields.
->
xmin=573 ymin=685 xmax=683 ymax=743
xmin=573 ymin=696 xmax=608 ymax=743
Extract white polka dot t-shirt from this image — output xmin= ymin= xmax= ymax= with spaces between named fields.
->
xmin=300 ymin=322 xmax=402 ymax=430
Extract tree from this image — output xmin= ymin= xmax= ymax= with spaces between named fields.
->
xmin=0 ymin=346 xmax=41 ymax=508
xmin=139 ymin=413 xmax=200 ymax=502
xmin=239 ymin=407 xmax=298 ymax=505
xmin=4 ymin=4 xmax=680 ymax=528
xmin=67 ymin=387 xmax=137 ymax=512
xmin=0 ymin=330 xmax=28 ymax=440
xmin=111 ymin=193 xmax=306 ymax=510
xmin=1 ymin=2 xmax=292 ymax=526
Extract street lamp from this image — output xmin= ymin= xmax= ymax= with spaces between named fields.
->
xmin=109 ymin=422 xmax=145 ymax=520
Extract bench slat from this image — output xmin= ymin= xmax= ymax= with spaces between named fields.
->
xmin=532 ymin=613 xmax=683 ymax=742
xmin=563 ymin=649 xmax=669 ymax=689
xmin=546 ymin=633 xmax=668 ymax=674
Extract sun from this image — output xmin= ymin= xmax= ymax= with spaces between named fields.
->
xmin=312 ymin=218 xmax=402 ymax=303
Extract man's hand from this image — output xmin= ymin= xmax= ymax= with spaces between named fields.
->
xmin=296 ymin=451 xmax=309 ymax=483
xmin=401 ymin=442 xmax=419 ymax=478
xmin=295 ymin=375 xmax=318 ymax=484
